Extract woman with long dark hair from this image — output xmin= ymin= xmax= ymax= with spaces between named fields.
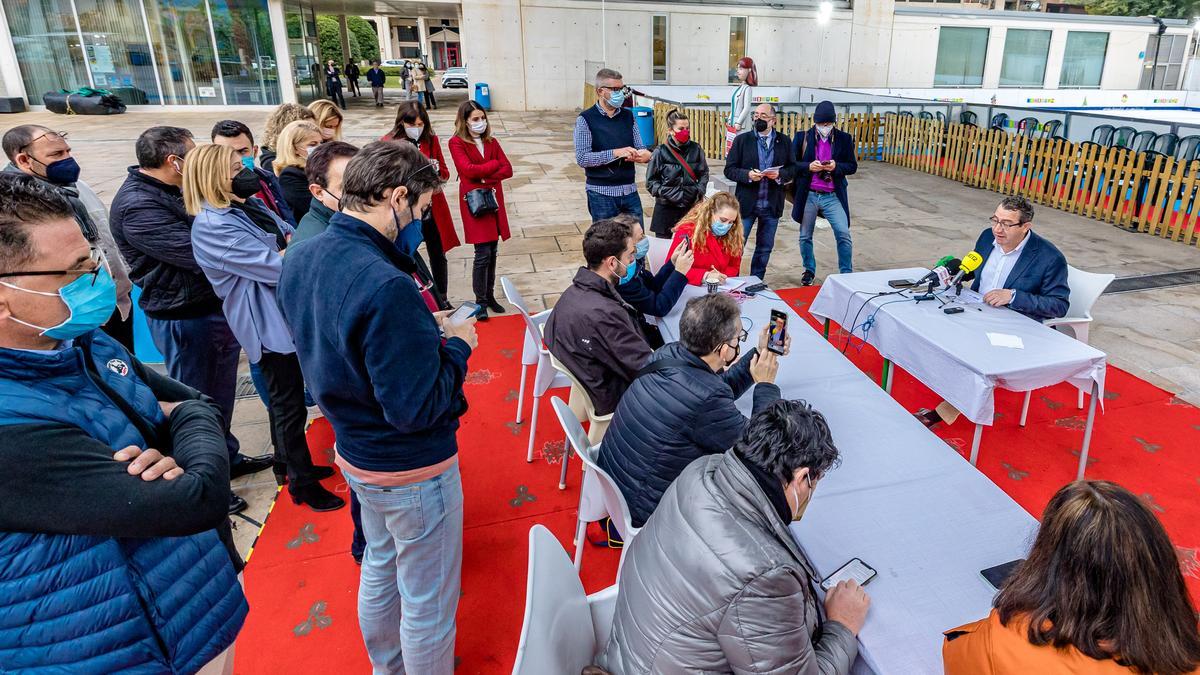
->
xmin=447 ymin=99 xmax=513 ymax=319
xmin=944 ymin=480 xmax=1200 ymax=674
xmin=382 ymin=101 xmax=459 ymax=308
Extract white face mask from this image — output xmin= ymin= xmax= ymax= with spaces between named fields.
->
xmin=817 ymin=124 xmax=834 ymax=138
xmin=469 ymin=120 xmax=488 ymax=135
xmin=304 ymin=146 xmax=317 ymax=157
xmin=791 ymin=473 xmax=815 ymax=522
xmin=404 ymin=126 xmax=423 ymax=141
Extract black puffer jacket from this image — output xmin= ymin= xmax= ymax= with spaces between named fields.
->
xmin=597 ymin=341 xmax=780 ymax=527
xmin=108 ymin=167 xmax=221 ymax=320
xmin=645 ymin=139 xmax=709 ymax=207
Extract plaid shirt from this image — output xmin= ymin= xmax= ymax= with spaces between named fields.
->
xmin=574 ymin=103 xmax=646 ymax=196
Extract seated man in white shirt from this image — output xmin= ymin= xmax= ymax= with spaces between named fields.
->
xmin=915 ymin=195 xmax=1070 ymax=429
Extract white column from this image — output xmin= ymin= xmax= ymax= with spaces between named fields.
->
xmin=376 ymin=15 xmax=395 ymax=61
xmin=847 ymin=0 xmax=896 ymax=87
xmin=267 ymin=0 xmax=297 ymax=102
xmin=460 ymin=0 xmax=525 ymax=109
xmin=417 ymin=16 xmax=429 ymax=62
xmin=338 ymin=15 xmax=352 ymax=63
xmin=0 ymin=0 xmax=28 ymax=101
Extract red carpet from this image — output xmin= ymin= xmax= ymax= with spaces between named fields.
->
xmin=235 ymin=287 xmax=1200 ymax=674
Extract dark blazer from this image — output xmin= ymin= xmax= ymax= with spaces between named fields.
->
xmin=723 ymin=130 xmax=797 ymax=219
xmin=969 ymin=228 xmax=1070 ymax=322
xmin=791 ymin=127 xmax=858 ymax=223
xmin=277 ymin=166 xmax=312 ymax=223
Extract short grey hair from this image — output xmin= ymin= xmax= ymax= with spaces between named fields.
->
xmin=595 ymin=68 xmax=623 ymax=87
xmin=999 ymin=195 xmax=1034 ymax=224
xmin=680 ymin=294 xmax=741 ymax=356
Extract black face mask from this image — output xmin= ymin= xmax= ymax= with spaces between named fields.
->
xmin=231 ymin=168 xmax=262 ymax=199
xmin=754 ymin=119 xmax=769 ymax=133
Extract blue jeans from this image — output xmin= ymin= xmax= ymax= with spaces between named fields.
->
xmin=799 ymin=191 xmax=854 ymax=275
xmin=742 ymin=211 xmax=780 ymax=280
xmin=146 ymin=311 xmax=241 ymax=461
xmin=345 ymin=463 xmax=463 ymax=675
xmin=586 ymin=189 xmax=643 ymax=225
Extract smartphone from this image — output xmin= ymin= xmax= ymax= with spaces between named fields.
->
xmin=744 ymin=282 xmax=769 ymax=294
xmin=821 ymin=558 xmax=877 ymax=591
xmin=944 ymin=306 xmax=965 ymax=315
xmin=822 ymin=160 xmax=834 ymax=166
xmin=981 ymin=560 xmax=1023 ymax=590
xmin=888 ymin=279 xmax=917 ymax=289
xmin=680 ymin=233 xmax=692 ymax=252
xmin=767 ymin=310 xmax=788 ymax=355
xmin=447 ymin=302 xmax=482 ymax=326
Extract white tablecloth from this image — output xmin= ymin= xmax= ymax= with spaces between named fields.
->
xmin=658 ymin=279 xmax=1038 ymax=674
xmin=807 ymin=268 xmax=1107 ymax=425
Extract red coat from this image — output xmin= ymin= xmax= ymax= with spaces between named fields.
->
xmin=447 ymin=134 xmax=513 ymax=244
xmin=380 ymin=133 xmax=460 ymax=252
xmin=666 ymin=221 xmax=742 ymax=285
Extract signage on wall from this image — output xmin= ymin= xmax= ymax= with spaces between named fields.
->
xmin=752 ymin=96 xmax=780 ymax=103
xmin=198 ymin=86 xmax=217 ymax=98
xmin=1154 ymin=97 xmax=1181 ymax=104
xmin=1026 ymin=97 xmax=1055 ymax=104
xmin=696 ymin=94 xmax=711 ymax=100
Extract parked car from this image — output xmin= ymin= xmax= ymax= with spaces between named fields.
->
xmin=441 ymin=67 xmax=468 ymax=89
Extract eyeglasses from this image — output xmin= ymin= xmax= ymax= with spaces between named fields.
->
xmin=19 ymin=130 xmax=68 ymax=153
xmin=0 ymin=247 xmax=105 ymax=285
xmin=600 ymin=85 xmax=632 ymax=97
xmin=989 ymin=216 xmax=1026 ymax=229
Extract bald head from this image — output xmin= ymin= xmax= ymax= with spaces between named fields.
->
xmin=2 ymin=125 xmax=52 ymax=161
xmin=751 ymin=104 xmax=776 ymax=135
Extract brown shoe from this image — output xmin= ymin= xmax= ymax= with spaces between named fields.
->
xmin=913 ymin=408 xmax=942 ymax=429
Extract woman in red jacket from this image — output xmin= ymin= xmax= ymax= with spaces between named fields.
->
xmin=382 ymin=101 xmax=459 ymax=309
xmin=665 ymin=191 xmax=744 ymax=286
xmin=447 ymin=100 xmax=514 ymax=320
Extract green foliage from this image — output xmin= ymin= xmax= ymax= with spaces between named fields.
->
xmin=315 ymin=15 xmax=382 ymax=64
xmin=347 ymin=16 xmax=380 ymax=63
xmin=1084 ymin=0 xmax=1199 ymax=19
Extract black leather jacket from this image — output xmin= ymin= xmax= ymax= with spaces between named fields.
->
xmin=646 ymin=139 xmax=709 ymax=208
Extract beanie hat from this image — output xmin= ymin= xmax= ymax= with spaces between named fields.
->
xmin=814 ymin=101 xmax=836 ymax=124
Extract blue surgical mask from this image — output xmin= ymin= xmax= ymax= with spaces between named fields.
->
xmin=634 ymin=238 xmax=650 ymax=260
xmin=616 ymin=258 xmax=637 ymax=285
xmin=392 ymin=208 xmax=425 ymax=257
xmin=36 ymin=156 xmax=82 ymax=186
xmin=608 ymin=91 xmax=626 ymax=108
xmin=711 ymin=219 xmax=733 ymax=237
xmin=2 ymin=264 xmax=117 ymax=339
xmin=241 ymin=155 xmax=256 ymax=171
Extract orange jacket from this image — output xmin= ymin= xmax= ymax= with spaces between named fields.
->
xmin=944 ymin=610 xmax=1141 ymax=674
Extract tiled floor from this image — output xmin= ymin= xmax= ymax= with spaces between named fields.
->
xmin=8 ymin=86 xmax=1199 ymax=554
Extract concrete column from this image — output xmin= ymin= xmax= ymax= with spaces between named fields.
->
xmin=982 ymin=26 xmax=1006 ymax=88
xmin=267 ymin=0 xmax=297 ymax=103
xmin=1043 ymin=28 xmax=1067 ymax=89
xmin=417 ymin=16 xmax=429 ymax=62
xmin=0 ymin=0 xmax=27 ymax=101
xmin=460 ymin=0 xmax=526 ymax=109
xmin=338 ymin=15 xmax=352 ymax=63
xmin=377 ymin=16 xmax=395 ymax=60
xmin=847 ymin=0 xmax=896 ymax=87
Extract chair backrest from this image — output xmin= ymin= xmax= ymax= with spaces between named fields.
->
xmin=1174 ymin=135 xmax=1200 ymax=162
xmin=1131 ymin=129 xmax=1156 ymax=153
xmin=1091 ymin=124 xmax=1114 ymax=145
xmin=899 ymin=110 xmax=914 ymax=118
xmin=587 ymin=585 xmax=619 ymax=652
xmin=551 ymin=397 xmax=639 ymax=539
xmin=959 ymin=111 xmax=978 ymax=126
xmin=990 ymin=112 xmax=1008 ymax=130
xmin=935 ymin=111 xmax=946 ymax=125
xmin=1063 ymin=265 xmax=1115 ymax=322
xmin=501 ymin=275 xmax=547 ymax=352
xmin=1017 ymin=117 xmax=1039 ymax=138
xmin=548 ymin=352 xmax=598 ymax=420
xmin=917 ymin=110 xmax=933 ymax=121
xmin=1142 ymin=149 xmax=1168 ymax=169
xmin=1151 ymin=132 xmax=1179 ymax=156
xmin=647 ymin=236 xmax=673 ymax=275
xmin=1041 ymin=119 xmax=1062 ymax=139
xmin=1110 ymin=125 xmax=1137 ymax=148
xmin=512 ymin=525 xmax=597 ymax=675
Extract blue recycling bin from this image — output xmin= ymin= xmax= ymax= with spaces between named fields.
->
xmin=474 ymin=82 xmax=491 ymax=111
xmin=632 ymin=106 xmax=655 ymax=146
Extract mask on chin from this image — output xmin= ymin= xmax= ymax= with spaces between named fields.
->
xmin=791 ymin=473 xmax=815 ymax=521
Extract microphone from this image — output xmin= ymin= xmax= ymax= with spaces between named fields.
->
xmin=917 ymin=255 xmax=956 ymax=286
xmin=949 ymin=251 xmax=984 ymax=288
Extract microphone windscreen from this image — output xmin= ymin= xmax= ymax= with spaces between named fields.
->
xmin=961 ymin=251 xmax=984 ymax=272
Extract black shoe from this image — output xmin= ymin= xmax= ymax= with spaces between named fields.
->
xmin=291 ymin=483 xmax=346 ymax=512
xmin=352 ymin=554 xmax=363 ymax=565
xmin=913 ymin=408 xmax=942 ymax=429
xmin=486 ymin=299 xmax=506 ymax=314
xmin=475 ymin=307 xmax=489 ymax=322
xmin=313 ymin=465 xmax=336 ymax=481
xmin=231 ymin=453 xmax=274 ymax=478
xmin=801 ymin=270 xmax=815 ymax=287
xmin=229 ymin=494 xmax=248 ymax=515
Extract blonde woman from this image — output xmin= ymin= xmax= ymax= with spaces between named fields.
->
xmin=273 ymin=120 xmax=323 ymax=221
xmin=260 ymin=103 xmax=316 ymax=172
xmin=183 ymin=143 xmax=343 ymax=513
xmin=308 ymin=99 xmax=344 ymax=141
xmin=665 ymin=191 xmax=744 ymax=286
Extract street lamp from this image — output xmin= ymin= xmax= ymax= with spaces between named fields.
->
xmin=815 ymin=1 xmax=832 ymax=88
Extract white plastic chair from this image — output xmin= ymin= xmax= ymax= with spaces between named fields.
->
xmin=548 ymin=353 xmax=613 ymax=450
xmin=501 ymin=276 xmax=572 ymax=464
xmin=511 ymin=524 xmax=618 ymax=675
xmin=551 ymin=396 xmax=640 ymax=575
xmin=1020 ymin=265 xmax=1115 ymax=425
xmin=647 ymin=236 xmax=673 ymax=275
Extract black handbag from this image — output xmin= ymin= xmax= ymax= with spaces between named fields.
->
xmin=465 ymin=188 xmax=499 ymax=217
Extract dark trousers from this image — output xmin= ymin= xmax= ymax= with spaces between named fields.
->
xmin=350 ymin=491 xmax=366 ymax=560
xmin=472 ymin=241 xmax=499 ymax=304
xmin=146 ymin=311 xmax=241 ymax=461
xmin=100 ymin=307 xmax=134 ymax=352
xmin=649 ymin=199 xmax=696 ymax=238
xmin=425 ymin=88 xmax=437 ymax=109
xmin=347 ymin=77 xmax=359 ymax=96
xmin=422 ymin=215 xmax=449 ymax=303
xmin=257 ymin=351 xmax=319 ymax=491
xmin=329 ymin=86 xmax=346 ymax=109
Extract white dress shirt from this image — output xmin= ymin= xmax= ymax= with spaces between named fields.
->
xmin=978 ymin=232 xmax=1030 ymax=297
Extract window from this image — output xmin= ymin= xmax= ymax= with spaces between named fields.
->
xmin=934 ymin=27 xmax=988 ymax=87
xmin=728 ymin=16 xmax=746 ymax=84
xmin=999 ymin=29 xmax=1051 ymax=87
xmin=1059 ymin=31 xmax=1107 ymax=88
xmin=652 ymin=15 xmax=667 ymax=82
xmin=1140 ymin=33 xmax=1186 ymax=90
xmin=394 ymin=24 xmax=418 ymax=42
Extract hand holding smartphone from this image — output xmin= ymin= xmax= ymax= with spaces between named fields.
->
xmin=767 ymin=310 xmax=788 ymax=355
xmin=821 ymin=558 xmax=877 ymax=591
xmin=447 ymin=302 xmax=482 ymax=326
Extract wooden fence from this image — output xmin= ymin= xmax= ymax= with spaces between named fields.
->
xmin=644 ymin=101 xmax=1200 ymax=247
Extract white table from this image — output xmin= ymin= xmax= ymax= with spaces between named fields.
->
xmin=658 ymin=279 xmax=1038 ymax=674
xmin=808 ymin=268 xmax=1107 ymax=479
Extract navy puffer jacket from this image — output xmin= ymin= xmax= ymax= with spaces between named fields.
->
xmin=597 ymin=341 xmax=780 ymax=528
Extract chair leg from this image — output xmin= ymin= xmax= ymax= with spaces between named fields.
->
xmin=1020 ymin=390 xmax=1031 ymax=427
xmin=558 ymin=439 xmax=571 ymax=490
xmin=515 ymin=364 xmax=528 ymax=424
xmin=573 ymin=516 xmax=587 ymax=571
xmin=1078 ymin=388 xmax=1085 ymax=410
xmin=526 ymin=397 xmax=540 ymax=463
